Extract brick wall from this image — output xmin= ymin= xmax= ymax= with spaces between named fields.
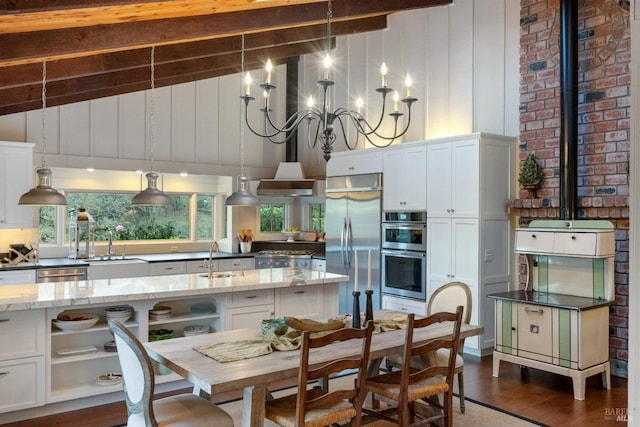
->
xmin=515 ymin=0 xmax=630 ymax=377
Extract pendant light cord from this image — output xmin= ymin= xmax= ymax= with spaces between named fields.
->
xmin=149 ymin=46 xmax=156 ymax=173
xmin=240 ymin=35 xmax=246 ymax=177
xmin=40 ymin=59 xmax=47 ymax=168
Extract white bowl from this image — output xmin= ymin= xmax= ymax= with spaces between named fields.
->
xmin=183 ymin=324 xmax=210 ymax=336
xmin=282 ymin=231 xmax=299 ymax=242
xmin=53 ymin=313 xmax=99 ymax=331
xmin=105 ymin=306 xmax=132 ymax=321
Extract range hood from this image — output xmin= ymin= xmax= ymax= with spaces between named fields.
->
xmin=257 ymin=162 xmax=318 ymax=197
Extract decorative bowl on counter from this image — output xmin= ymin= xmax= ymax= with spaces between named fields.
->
xmin=52 ymin=313 xmax=99 ymax=331
xmin=281 ymin=231 xmax=299 ymax=242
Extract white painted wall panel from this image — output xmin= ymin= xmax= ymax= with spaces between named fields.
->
xmin=26 ymin=107 xmax=59 ymax=157
xmin=0 ymin=113 xmax=26 ymax=142
xmin=449 ymin=0 xmax=474 ymax=135
xmin=218 ymin=74 xmax=240 ymax=167
xmin=474 ymin=0 xmax=506 ymax=135
xmin=195 ymin=78 xmax=220 ymax=164
xmin=426 ymin=6 xmax=451 ymax=138
xmin=118 ymin=92 xmax=145 ymax=160
xmin=403 ymin=9 xmax=429 ymax=143
xmin=60 ymin=103 xmax=90 ymax=156
xmin=90 ymin=97 xmax=119 ymax=158
xmin=172 ymin=82 xmax=197 ymax=163
xmin=504 ymin=0 xmax=521 ymax=137
xmin=151 ymin=86 xmax=172 ymax=163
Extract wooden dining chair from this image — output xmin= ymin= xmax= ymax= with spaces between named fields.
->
xmin=109 ymin=320 xmax=234 ymax=427
xmin=265 ymin=321 xmax=374 ymax=427
xmin=385 ymin=281 xmax=472 ymax=413
xmin=364 ymin=307 xmax=463 ymax=427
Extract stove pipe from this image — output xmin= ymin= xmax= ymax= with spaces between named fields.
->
xmin=559 ymin=0 xmax=578 ymax=220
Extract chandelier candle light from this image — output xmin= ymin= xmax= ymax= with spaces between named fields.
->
xmin=241 ymin=0 xmax=417 ymax=161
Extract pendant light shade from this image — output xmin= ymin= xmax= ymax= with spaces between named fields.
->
xmin=19 ymin=167 xmax=67 ymax=206
xmin=18 ymin=59 xmax=67 ymax=206
xmin=132 ymin=172 xmax=171 ymax=206
xmin=225 ymin=176 xmax=258 ymax=206
xmin=225 ymin=35 xmax=258 ymax=208
xmin=132 ymin=46 xmax=170 ymax=206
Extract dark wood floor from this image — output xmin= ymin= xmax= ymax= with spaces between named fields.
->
xmin=4 ymin=355 xmax=628 ymax=427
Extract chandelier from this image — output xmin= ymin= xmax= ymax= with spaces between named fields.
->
xmin=241 ymin=0 xmax=417 ymax=161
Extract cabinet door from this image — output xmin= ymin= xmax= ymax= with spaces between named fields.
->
xmin=0 ymin=144 xmax=34 ymax=229
xmin=427 ymin=217 xmax=453 ymax=293
xmin=225 ymin=305 xmax=274 ymax=330
xmin=450 ymin=139 xmax=480 ymax=218
xmin=450 ymin=218 xmax=479 ymax=285
xmin=219 ymin=257 xmax=254 ymax=272
xmin=0 ymin=269 xmax=36 ymax=285
xmin=186 ymin=259 xmax=214 ymax=273
xmin=381 ymin=294 xmax=426 ymax=316
xmin=426 ymin=142 xmax=453 ymax=217
xmin=516 ymin=304 xmax=553 ymax=363
xmin=149 ymin=261 xmax=186 ymax=276
xmin=383 ymin=145 xmax=427 ymax=211
xmin=0 ymin=356 xmax=45 ymax=413
xmin=275 ymin=286 xmax=323 ymax=320
xmin=326 ymin=150 xmax=383 ymax=177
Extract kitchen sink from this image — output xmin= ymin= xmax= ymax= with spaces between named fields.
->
xmin=198 ymin=272 xmax=237 ymax=279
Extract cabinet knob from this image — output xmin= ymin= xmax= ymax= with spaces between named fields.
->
xmin=511 ymin=327 xmax=516 ymax=331
xmin=531 ymin=234 xmax=536 ymax=239
xmin=0 ymin=371 xmax=9 ymax=376
xmin=571 ymin=235 xmax=576 ymax=240
xmin=0 ymin=318 xmax=9 ymax=323
xmin=294 ymin=290 xmax=305 ymax=294
xmin=245 ymin=295 xmax=257 ymax=299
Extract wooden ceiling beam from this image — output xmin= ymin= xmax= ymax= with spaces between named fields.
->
xmin=0 ymin=0 xmax=449 ymax=66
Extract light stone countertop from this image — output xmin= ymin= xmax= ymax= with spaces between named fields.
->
xmin=0 ymin=268 xmax=348 ymax=312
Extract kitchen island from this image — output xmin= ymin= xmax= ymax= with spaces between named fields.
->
xmin=0 ymin=268 xmax=347 ymax=423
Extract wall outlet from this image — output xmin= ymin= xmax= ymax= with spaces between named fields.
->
xmin=170 ymin=245 xmax=179 ymax=253
xmin=484 ymin=249 xmax=494 ymax=262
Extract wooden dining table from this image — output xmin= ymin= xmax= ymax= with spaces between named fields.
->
xmin=144 ymin=313 xmax=483 ymax=427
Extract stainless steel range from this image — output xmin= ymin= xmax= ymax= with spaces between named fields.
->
xmin=254 ymin=250 xmax=314 ymax=269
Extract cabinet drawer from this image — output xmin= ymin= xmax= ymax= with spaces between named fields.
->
xmin=186 ymin=259 xmax=212 ymax=273
xmin=381 ymin=295 xmax=426 ymax=316
xmin=149 ymin=261 xmax=186 ymax=276
xmin=0 ymin=356 xmax=45 ymax=413
xmin=228 ymin=289 xmax=274 ymax=307
xmin=0 ymin=310 xmax=44 ymax=360
xmin=553 ymin=232 xmax=597 ymax=256
xmin=515 ymin=230 xmax=554 ymax=253
xmin=219 ymin=258 xmax=254 ymax=272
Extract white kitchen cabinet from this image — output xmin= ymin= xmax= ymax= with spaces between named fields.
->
xmin=224 ymin=289 xmax=274 ymax=330
xmin=0 ymin=141 xmax=35 ymax=229
xmin=326 ymin=148 xmax=383 ymax=177
xmin=0 ymin=309 xmax=45 ymax=413
xmin=274 ymin=285 xmax=323 ymax=320
xmin=424 ymin=133 xmax=516 ymax=355
xmin=219 ymin=257 xmax=254 ymax=273
xmin=86 ymin=259 xmax=149 ymax=280
xmin=381 ymin=294 xmax=426 ymax=316
xmin=382 ymin=143 xmax=427 ymax=211
xmin=0 ymin=269 xmax=36 ymax=285
xmin=311 ymin=258 xmax=326 ymax=272
xmin=186 ymin=259 xmax=212 ymax=273
xmin=148 ymin=261 xmax=187 ymax=276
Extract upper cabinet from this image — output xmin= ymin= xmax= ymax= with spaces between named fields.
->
xmin=0 ymin=142 xmax=34 ymax=229
xmin=382 ymin=143 xmax=427 ymax=211
xmin=326 ymin=149 xmax=383 ymax=177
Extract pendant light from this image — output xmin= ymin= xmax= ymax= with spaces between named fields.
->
xmin=132 ymin=46 xmax=171 ymax=206
xmin=19 ymin=59 xmax=67 ymax=206
xmin=225 ymin=34 xmax=259 ymax=207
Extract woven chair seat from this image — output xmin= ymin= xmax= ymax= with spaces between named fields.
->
xmin=266 ymin=387 xmax=357 ymax=427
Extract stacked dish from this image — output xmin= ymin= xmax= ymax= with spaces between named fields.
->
xmin=149 ymin=305 xmax=172 ymax=321
xmin=105 ymin=305 xmax=133 ymax=323
xmin=189 ymin=302 xmax=214 ymax=315
xmin=95 ymin=373 xmax=122 ymax=386
xmin=183 ymin=324 xmax=210 ymax=337
xmin=53 ymin=313 xmax=99 ymax=331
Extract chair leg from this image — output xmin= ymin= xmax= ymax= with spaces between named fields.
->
xmin=458 ymin=371 xmax=465 ymax=414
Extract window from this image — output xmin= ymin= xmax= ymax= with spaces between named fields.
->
xmin=40 ymin=192 xmax=193 ymax=244
xmin=260 ymin=203 xmax=285 ymax=232
xmin=309 ymin=202 xmax=325 ymax=232
xmin=196 ymin=195 xmax=214 ymax=240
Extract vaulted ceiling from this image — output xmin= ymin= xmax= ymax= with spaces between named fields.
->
xmin=0 ymin=0 xmax=450 ymax=116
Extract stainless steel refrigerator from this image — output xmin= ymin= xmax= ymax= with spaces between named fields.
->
xmin=325 ymin=173 xmax=382 ymax=315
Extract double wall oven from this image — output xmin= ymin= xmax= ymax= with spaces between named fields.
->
xmin=380 ymin=211 xmax=427 ymax=301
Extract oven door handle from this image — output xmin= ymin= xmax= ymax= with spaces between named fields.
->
xmin=381 ymin=249 xmax=426 ymax=259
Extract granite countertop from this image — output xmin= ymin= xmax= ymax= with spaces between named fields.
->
xmin=0 ymin=251 xmax=254 ymax=270
xmin=488 ymin=290 xmax=613 ymax=311
xmin=0 ymin=269 xmax=348 ymax=312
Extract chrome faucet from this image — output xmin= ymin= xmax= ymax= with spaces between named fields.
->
xmin=205 ymin=240 xmax=219 ymax=278
xmin=106 ymin=230 xmax=113 ymax=260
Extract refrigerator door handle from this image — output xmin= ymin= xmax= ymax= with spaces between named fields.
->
xmin=341 ymin=217 xmax=347 ymax=266
xmin=347 ymin=217 xmax=353 ymax=265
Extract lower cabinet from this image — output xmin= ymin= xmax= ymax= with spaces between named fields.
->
xmin=381 ymin=294 xmax=426 ymax=316
xmin=0 ymin=309 xmax=45 ymax=413
xmin=275 ymin=286 xmax=323 ymax=319
xmin=224 ymin=289 xmax=275 ymax=330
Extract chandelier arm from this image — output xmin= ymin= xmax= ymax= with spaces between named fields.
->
xmin=334 ymin=114 xmax=359 ymax=151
